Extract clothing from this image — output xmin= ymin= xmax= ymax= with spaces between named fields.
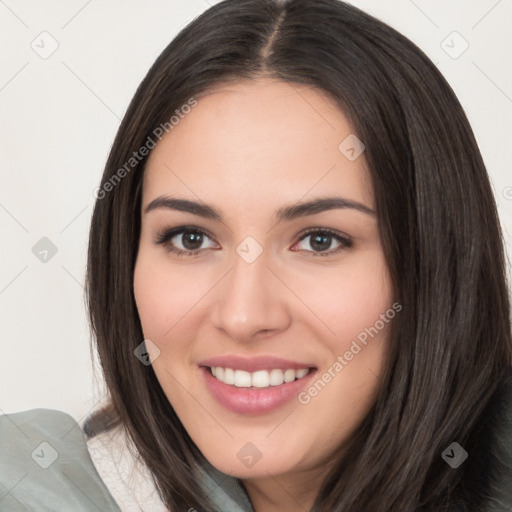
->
xmin=85 ymin=421 xmax=253 ymax=512
xmin=0 ymin=408 xmax=121 ymax=511
xmin=1 ymin=371 xmax=512 ymax=511
xmin=0 ymin=408 xmax=252 ymax=512
xmin=85 ymin=424 xmax=165 ymax=511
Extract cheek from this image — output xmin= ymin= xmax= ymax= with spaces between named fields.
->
xmin=133 ymin=265 xmax=172 ymax=339
xmin=133 ymin=252 xmax=202 ymax=340
xmin=133 ymin=257 xmax=199 ymax=400
xmin=300 ymin=254 xmax=394 ymax=349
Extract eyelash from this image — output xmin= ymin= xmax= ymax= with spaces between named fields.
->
xmin=153 ymin=225 xmax=353 ymax=258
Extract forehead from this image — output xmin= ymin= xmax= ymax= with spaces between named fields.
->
xmin=142 ymin=78 xmax=373 ymax=213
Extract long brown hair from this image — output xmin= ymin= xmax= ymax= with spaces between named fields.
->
xmin=84 ymin=1 xmax=512 ymax=510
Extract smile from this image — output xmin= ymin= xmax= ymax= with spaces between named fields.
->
xmin=199 ymin=355 xmax=318 ymax=414
xmin=209 ymin=367 xmax=310 ymax=388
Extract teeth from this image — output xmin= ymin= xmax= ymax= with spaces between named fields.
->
xmin=209 ymin=367 xmax=311 ymax=388
xmin=224 ymin=368 xmax=235 ymax=385
xmin=296 ymin=368 xmax=309 ymax=379
xmin=234 ymin=369 xmax=251 ymax=387
xmin=283 ymin=369 xmax=296 ymax=383
xmin=251 ymin=370 xmax=270 ymax=388
xmin=269 ymin=369 xmax=284 ymax=386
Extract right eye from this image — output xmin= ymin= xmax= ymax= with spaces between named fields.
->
xmin=154 ymin=226 xmax=219 ymax=256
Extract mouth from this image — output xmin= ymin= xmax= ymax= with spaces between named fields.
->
xmin=198 ymin=356 xmax=317 ymax=414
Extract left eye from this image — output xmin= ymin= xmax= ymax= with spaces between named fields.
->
xmin=293 ymin=229 xmax=352 ymax=256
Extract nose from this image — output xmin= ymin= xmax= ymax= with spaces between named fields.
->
xmin=212 ymin=248 xmax=291 ymax=344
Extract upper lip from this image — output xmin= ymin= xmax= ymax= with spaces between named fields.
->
xmin=199 ymin=355 xmax=316 ymax=373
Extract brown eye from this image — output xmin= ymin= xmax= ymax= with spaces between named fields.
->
xmin=154 ymin=226 xmax=217 ymax=256
xmin=178 ymin=231 xmax=205 ymax=251
xmin=293 ymin=228 xmax=352 ymax=257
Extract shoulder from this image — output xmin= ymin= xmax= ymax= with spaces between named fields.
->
xmin=0 ymin=408 xmax=121 ymax=511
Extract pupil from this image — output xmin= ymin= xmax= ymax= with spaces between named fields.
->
xmin=311 ymin=233 xmax=330 ymax=252
xmin=183 ymin=232 xmax=203 ymax=250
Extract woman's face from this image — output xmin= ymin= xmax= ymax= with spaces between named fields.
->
xmin=134 ymin=78 xmax=394 ymax=483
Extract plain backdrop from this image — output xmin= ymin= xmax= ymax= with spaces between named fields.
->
xmin=1 ymin=0 xmax=511 ymax=423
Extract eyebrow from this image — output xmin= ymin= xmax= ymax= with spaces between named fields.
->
xmin=144 ymin=195 xmax=375 ymax=221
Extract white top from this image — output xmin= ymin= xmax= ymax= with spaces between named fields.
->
xmin=86 ymin=425 xmax=168 ymax=512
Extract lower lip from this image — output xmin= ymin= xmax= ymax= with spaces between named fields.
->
xmin=201 ymin=367 xmax=317 ymax=415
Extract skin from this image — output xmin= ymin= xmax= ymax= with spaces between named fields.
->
xmin=133 ymin=78 xmax=395 ymax=512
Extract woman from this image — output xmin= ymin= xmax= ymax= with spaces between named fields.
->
xmin=1 ymin=0 xmax=511 ymax=510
